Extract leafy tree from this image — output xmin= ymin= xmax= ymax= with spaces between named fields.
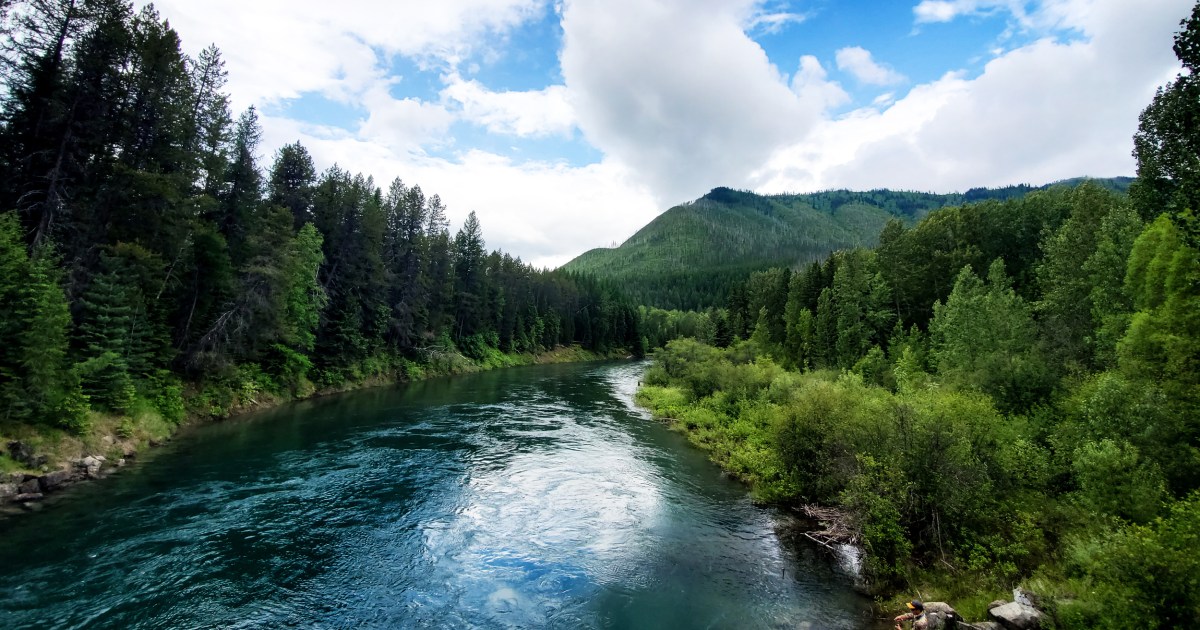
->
xmin=1132 ymin=2 xmax=1200 ymax=244
xmin=1037 ymin=182 xmax=1132 ymax=369
xmin=930 ymin=259 xmax=1051 ymax=412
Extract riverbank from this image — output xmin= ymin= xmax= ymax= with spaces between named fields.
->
xmin=0 ymin=345 xmax=628 ymax=515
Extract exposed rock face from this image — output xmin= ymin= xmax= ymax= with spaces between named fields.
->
xmin=988 ymin=602 xmax=1043 ymax=630
xmin=17 ymin=478 xmax=40 ymax=495
xmin=0 ymin=483 xmax=15 ymax=500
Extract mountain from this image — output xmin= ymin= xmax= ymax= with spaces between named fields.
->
xmin=562 ymin=178 xmax=1133 ymax=310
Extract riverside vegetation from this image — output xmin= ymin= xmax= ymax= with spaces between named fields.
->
xmin=1 ymin=1 xmax=1197 ymax=628
xmin=636 ymin=9 xmax=1200 ymax=628
xmin=0 ymin=2 xmax=641 ymax=492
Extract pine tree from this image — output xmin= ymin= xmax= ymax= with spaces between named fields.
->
xmin=187 ymin=43 xmax=231 ymax=197
xmin=269 ymin=142 xmax=316 ymax=228
xmin=453 ymin=210 xmax=486 ymax=341
xmin=218 ymin=106 xmax=263 ymax=261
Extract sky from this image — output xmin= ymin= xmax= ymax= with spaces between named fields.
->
xmin=140 ymin=0 xmax=1193 ymax=268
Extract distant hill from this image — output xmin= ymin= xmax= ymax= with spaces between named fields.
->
xmin=562 ymin=178 xmax=1133 ymax=310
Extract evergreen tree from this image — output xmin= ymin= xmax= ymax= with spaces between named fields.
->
xmin=218 ymin=106 xmax=263 ymax=260
xmin=0 ymin=212 xmax=86 ymax=428
xmin=187 ymin=43 xmax=230 ymax=197
xmin=269 ymin=142 xmax=316 ymax=229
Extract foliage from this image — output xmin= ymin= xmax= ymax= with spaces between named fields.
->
xmin=0 ymin=5 xmax=642 ymax=436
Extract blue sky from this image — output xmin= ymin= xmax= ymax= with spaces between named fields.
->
xmin=147 ymin=0 xmax=1190 ymax=267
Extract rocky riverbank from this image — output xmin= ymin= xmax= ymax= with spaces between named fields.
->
xmin=0 ymin=442 xmax=130 ymax=513
xmin=0 ymin=345 xmax=632 ymax=517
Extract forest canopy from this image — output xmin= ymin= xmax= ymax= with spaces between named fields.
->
xmin=0 ymin=0 xmax=642 ymax=432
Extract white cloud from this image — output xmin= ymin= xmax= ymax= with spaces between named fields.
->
xmin=756 ymin=0 xmax=1190 ymax=193
xmin=835 ymin=46 xmax=906 ymax=85
xmin=746 ymin=10 xmax=809 ymax=34
xmin=441 ymin=74 xmax=577 ymax=137
xmin=356 ymin=84 xmax=458 ymax=153
xmin=792 ymin=55 xmax=851 ymax=111
xmin=560 ymin=0 xmax=811 ymax=205
xmin=259 ymin=117 xmax=660 ymax=268
xmin=134 ymin=0 xmax=1195 ymax=269
xmin=139 ymin=0 xmax=545 ymax=111
xmin=913 ymin=1 xmax=1028 ymax=24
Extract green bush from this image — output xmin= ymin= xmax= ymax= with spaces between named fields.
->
xmin=1060 ymin=493 xmax=1200 ymax=629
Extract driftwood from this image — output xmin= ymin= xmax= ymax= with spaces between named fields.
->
xmin=801 ymin=504 xmax=861 ymax=546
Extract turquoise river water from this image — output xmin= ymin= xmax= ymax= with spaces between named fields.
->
xmin=0 ymin=360 xmax=873 ymax=629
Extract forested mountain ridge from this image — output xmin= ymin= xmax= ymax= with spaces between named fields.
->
xmin=564 ymin=179 xmax=1133 ymax=310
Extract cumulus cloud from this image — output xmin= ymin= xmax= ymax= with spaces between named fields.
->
xmin=140 ymin=0 xmax=545 ymax=110
xmin=792 ymin=55 xmax=851 ymax=111
xmin=755 ymin=0 xmax=1189 ymax=193
xmin=441 ymin=74 xmax=577 ymax=137
xmin=357 ymin=85 xmax=458 ymax=153
xmin=260 ymin=115 xmax=660 ymax=268
xmin=835 ymin=46 xmax=906 ymax=85
xmin=134 ymin=0 xmax=1195 ymax=268
xmin=560 ymin=0 xmax=811 ymax=205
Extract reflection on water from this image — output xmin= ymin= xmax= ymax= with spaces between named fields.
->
xmin=0 ymin=361 xmax=873 ymax=629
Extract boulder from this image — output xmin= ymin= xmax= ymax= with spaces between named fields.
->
xmin=18 ymin=478 xmax=40 ymax=495
xmin=1013 ymin=588 xmax=1043 ymax=609
xmin=7 ymin=441 xmax=47 ymax=468
xmin=14 ymin=492 xmax=43 ymax=502
xmin=923 ymin=601 xmax=963 ymax=629
xmin=38 ymin=469 xmax=72 ymax=491
xmin=79 ymin=456 xmax=103 ymax=478
xmin=988 ymin=601 xmax=1007 ymax=611
xmin=7 ymin=440 xmax=34 ymax=464
xmin=989 ymin=602 xmax=1043 ymax=630
xmin=0 ymin=482 xmax=16 ymax=500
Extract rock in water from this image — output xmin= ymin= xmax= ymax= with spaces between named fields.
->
xmin=989 ymin=602 xmax=1043 ymax=630
xmin=17 ymin=478 xmax=40 ymax=495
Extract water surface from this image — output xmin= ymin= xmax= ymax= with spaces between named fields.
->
xmin=0 ymin=361 xmax=872 ymax=628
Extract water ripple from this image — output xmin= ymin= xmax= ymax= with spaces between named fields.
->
xmin=0 ymin=361 xmax=872 ymax=629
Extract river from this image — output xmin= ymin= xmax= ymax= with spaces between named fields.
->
xmin=0 ymin=360 xmax=873 ymax=629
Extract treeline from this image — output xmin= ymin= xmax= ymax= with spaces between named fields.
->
xmin=637 ymin=7 xmax=1200 ymax=626
xmin=568 ymin=180 xmax=1133 ymax=311
xmin=0 ymin=1 xmax=640 ymax=432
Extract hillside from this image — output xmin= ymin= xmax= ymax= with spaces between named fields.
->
xmin=563 ymin=178 xmax=1133 ymax=309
